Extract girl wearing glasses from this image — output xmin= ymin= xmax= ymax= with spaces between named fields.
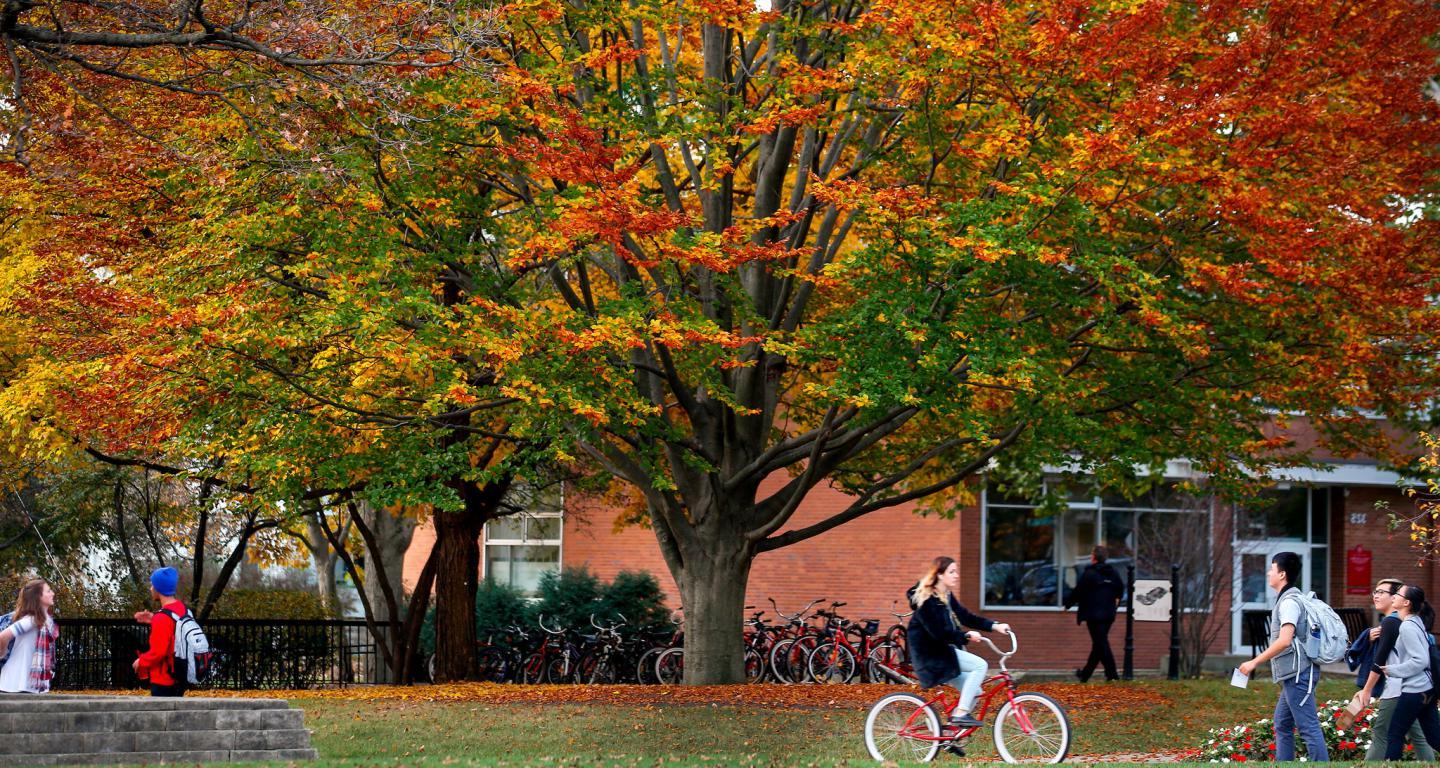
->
xmin=1378 ymin=584 xmax=1440 ymax=760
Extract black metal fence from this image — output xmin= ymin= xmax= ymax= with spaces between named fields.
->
xmin=54 ymin=618 xmax=401 ymax=690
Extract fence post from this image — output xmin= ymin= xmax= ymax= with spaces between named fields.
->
xmin=1124 ymin=564 xmax=1135 ymax=681
xmin=1168 ymin=563 xmax=1181 ymax=680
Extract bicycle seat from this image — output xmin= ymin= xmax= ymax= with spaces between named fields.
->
xmin=580 ymin=634 xmax=599 ymax=643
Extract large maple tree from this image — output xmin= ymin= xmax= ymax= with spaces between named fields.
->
xmin=439 ymin=0 xmax=1440 ymax=682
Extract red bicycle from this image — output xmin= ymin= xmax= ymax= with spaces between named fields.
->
xmin=862 ymin=632 xmax=1071 ymax=763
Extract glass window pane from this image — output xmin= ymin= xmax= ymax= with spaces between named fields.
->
xmin=1135 ymin=511 xmax=1210 ymax=583
xmin=528 ymin=516 xmax=561 ymax=541
xmin=1240 ymin=554 xmax=1268 ymax=604
xmin=1046 ymin=481 xmax=1096 ymax=504
xmin=1310 ymin=489 xmax=1329 ymax=544
xmin=510 ymin=545 xmax=560 ymax=594
xmin=984 ymin=507 xmax=1056 ymax=606
xmin=485 ymin=545 xmax=513 ymax=585
xmin=1059 ymin=509 xmax=1098 ymax=606
xmin=1310 ymin=547 xmax=1328 ymax=601
xmin=1102 ymin=511 xmax=1136 ymax=580
xmin=986 ymin=486 xmax=1038 ymax=507
xmin=487 ymin=516 xmax=525 ymax=541
xmin=1237 ymin=489 xmax=1307 ymax=540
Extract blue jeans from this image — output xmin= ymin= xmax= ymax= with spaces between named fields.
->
xmin=1273 ymin=665 xmax=1328 ymax=762
xmin=946 ymin=648 xmax=988 ymax=712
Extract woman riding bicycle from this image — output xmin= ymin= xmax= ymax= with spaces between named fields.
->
xmin=908 ymin=555 xmax=1010 ymax=730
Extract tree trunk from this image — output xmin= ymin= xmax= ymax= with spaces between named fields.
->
xmin=675 ymin=541 xmax=753 ymax=684
xmin=360 ymin=501 xmax=416 ymax=625
xmin=304 ymin=517 xmax=340 ymax=614
xmin=355 ymin=500 xmax=416 ymax=682
xmin=430 ymin=506 xmax=484 ymax=682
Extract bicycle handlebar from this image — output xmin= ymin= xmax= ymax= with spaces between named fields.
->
xmin=972 ymin=628 xmax=1018 ymax=662
xmin=537 ymin=615 xmax=565 ymax=635
xmin=770 ymin=597 xmax=824 ymax=622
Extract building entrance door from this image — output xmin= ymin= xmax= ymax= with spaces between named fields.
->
xmin=1231 ymin=542 xmax=1305 ymax=655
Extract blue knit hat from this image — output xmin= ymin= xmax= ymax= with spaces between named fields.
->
xmin=150 ymin=567 xmax=179 ymax=597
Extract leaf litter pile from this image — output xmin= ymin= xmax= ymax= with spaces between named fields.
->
xmin=84 ymin=682 xmax=1167 ymax=713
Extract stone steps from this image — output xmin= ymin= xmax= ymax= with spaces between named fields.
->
xmin=0 ymin=694 xmax=317 ymax=766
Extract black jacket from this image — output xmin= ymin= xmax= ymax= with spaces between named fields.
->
xmin=1063 ymin=562 xmax=1123 ymax=624
xmin=906 ymin=586 xmax=995 ymax=689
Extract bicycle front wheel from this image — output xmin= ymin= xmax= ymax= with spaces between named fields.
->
xmin=992 ymin=692 xmax=1071 ymax=763
xmin=863 ymin=692 xmax=941 ymax=763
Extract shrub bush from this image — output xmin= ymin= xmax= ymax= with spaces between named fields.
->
xmin=205 ymin=588 xmax=335 ymax=620
xmin=420 ymin=568 xmax=673 ymax=656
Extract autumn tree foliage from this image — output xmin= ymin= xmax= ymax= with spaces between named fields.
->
xmin=437 ymin=0 xmax=1440 ymax=682
xmin=5 ymin=0 xmax=1440 ymax=687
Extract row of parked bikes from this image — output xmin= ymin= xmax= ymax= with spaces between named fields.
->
xmin=428 ymin=598 xmax=917 ymax=686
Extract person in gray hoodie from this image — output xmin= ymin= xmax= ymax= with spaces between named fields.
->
xmin=1380 ymin=585 xmax=1440 ymax=761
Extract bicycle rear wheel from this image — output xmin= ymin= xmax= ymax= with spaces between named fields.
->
xmin=863 ymin=692 xmax=941 ymax=763
xmin=744 ymin=649 xmax=765 ymax=683
xmin=476 ymin=647 xmax=510 ymax=683
xmin=807 ymin=641 xmax=857 ymax=684
xmin=865 ymin=641 xmax=912 ymax=684
xmin=655 ymin=647 xmax=684 ymax=684
xmin=992 ymin=692 xmax=1071 ymax=763
xmin=636 ymin=647 xmax=665 ymax=684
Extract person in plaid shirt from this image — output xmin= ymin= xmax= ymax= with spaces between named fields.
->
xmin=0 ymin=579 xmax=59 ymax=693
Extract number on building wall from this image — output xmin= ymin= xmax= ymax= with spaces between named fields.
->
xmin=1349 ymin=512 xmax=1368 ymax=525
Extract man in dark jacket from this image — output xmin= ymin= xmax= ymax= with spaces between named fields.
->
xmin=1063 ymin=545 xmax=1123 ymax=682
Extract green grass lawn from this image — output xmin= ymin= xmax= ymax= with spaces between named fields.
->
xmin=283 ymin=676 xmax=1360 ymax=766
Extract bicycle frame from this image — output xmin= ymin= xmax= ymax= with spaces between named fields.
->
xmin=893 ymin=633 xmax=1041 ymax=743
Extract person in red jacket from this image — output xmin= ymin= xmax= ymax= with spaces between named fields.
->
xmin=132 ymin=567 xmax=187 ymax=697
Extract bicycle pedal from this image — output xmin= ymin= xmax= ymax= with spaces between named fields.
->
xmin=942 ymin=743 xmax=966 ymax=757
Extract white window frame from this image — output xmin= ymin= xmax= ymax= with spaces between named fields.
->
xmin=482 ymin=486 xmax=564 ymax=593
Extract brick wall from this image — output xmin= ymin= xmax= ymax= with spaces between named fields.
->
xmin=1332 ymin=486 xmax=1437 ymax=608
xmin=400 ymin=482 xmax=1434 ymax=672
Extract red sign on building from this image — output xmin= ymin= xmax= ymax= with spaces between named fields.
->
xmin=1347 ymin=546 xmax=1373 ymax=595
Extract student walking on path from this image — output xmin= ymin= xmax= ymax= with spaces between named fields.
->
xmin=1351 ymin=578 xmax=1434 ymax=760
xmin=133 ymin=567 xmax=188 ymax=698
xmin=0 ymin=579 xmax=58 ymax=693
xmin=1237 ymin=551 xmax=1328 ymax=762
xmin=1378 ymin=585 xmax=1440 ymax=761
xmin=1064 ymin=545 xmax=1123 ymax=682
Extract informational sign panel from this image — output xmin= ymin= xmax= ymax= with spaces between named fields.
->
xmin=1347 ymin=546 xmax=1373 ymax=595
xmin=1132 ymin=579 xmax=1172 ymax=622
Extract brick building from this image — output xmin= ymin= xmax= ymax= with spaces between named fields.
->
xmin=402 ymin=459 xmax=1430 ymax=673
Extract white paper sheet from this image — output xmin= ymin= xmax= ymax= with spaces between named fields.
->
xmin=1230 ymin=668 xmax=1249 ymax=689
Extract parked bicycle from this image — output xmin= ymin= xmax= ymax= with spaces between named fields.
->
xmin=862 ymin=631 xmax=1070 ymax=763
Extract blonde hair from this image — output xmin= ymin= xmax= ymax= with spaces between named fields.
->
xmin=914 ymin=556 xmax=956 ymax=605
xmin=13 ymin=579 xmax=50 ymax=624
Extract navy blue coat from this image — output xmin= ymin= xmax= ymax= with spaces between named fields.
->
xmin=906 ymin=586 xmax=995 ymax=689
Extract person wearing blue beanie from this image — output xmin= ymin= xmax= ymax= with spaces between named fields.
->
xmin=133 ymin=567 xmax=189 ymax=697
xmin=149 ymin=567 xmax=179 ymax=597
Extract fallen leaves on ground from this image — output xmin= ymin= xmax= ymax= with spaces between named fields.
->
xmin=73 ymin=682 xmax=1168 ymax=713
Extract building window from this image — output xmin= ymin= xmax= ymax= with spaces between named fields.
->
xmin=483 ymin=486 xmax=563 ymax=595
xmin=982 ymin=482 xmax=1209 ymax=610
